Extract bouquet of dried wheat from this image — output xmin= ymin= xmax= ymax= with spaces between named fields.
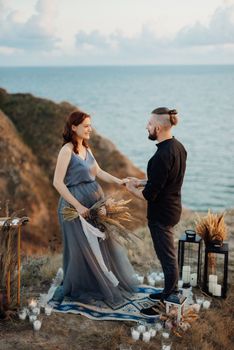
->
xmin=62 ymin=196 xmax=139 ymax=243
xmin=195 ymin=210 xmax=228 ymax=245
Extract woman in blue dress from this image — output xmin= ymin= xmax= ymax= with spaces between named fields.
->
xmin=53 ymin=110 xmax=137 ymax=305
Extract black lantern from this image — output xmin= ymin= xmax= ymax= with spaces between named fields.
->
xmin=203 ymin=242 xmax=229 ymax=298
xmin=178 ymin=230 xmax=203 ymax=288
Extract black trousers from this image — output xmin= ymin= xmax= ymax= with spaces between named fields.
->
xmin=148 ymin=221 xmax=178 ymax=298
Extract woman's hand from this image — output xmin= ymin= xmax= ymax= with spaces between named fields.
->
xmin=120 ymin=178 xmax=130 ymax=186
xmin=76 ymin=205 xmax=90 ymax=218
xmin=126 ymin=177 xmax=141 ymax=187
xmin=98 ymin=206 xmax=107 ymax=216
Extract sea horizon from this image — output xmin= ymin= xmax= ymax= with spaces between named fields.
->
xmin=1 ymin=65 xmax=234 ymax=212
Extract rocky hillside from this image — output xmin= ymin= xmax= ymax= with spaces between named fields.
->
xmin=0 ymin=88 xmax=146 ymax=252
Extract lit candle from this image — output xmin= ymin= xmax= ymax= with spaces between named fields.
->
xmin=142 ymin=331 xmax=151 ymax=342
xmin=131 ymin=328 xmax=140 ymax=341
xmin=29 ymin=299 xmax=37 ymax=309
xmin=182 ymin=266 xmax=191 ymax=283
xmin=33 ymin=320 xmax=42 ymax=331
xmin=213 ymin=284 xmax=222 ymax=297
xmin=190 ymin=273 xmax=197 ymax=287
xmin=203 ymin=300 xmax=211 ymax=309
xmin=44 ymin=305 xmax=53 ymax=316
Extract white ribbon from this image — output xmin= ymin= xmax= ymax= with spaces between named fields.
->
xmin=79 ymin=216 xmax=119 ymax=287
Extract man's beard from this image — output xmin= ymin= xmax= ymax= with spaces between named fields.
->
xmin=148 ymin=128 xmax=158 ymax=141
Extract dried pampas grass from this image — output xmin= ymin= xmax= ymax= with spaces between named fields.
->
xmin=195 ymin=210 xmax=228 ymax=245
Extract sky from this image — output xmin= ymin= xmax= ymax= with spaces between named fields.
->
xmin=0 ymin=0 xmax=234 ymax=65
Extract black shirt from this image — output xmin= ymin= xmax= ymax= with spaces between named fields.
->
xmin=142 ymin=137 xmax=187 ymax=226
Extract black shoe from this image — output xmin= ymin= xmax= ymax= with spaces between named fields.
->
xmin=140 ymin=305 xmax=160 ymax=318
xmin=164 ymin=293 xmax=186 ymax=304
xmin=149 ymin=292 xmax=163 ymax=301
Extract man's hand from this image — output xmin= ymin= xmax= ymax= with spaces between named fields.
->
xmin=120 ymin=178 xmax=130 ymax=186
xmin=125 ymin=180 xmax=145 ymax=200
xmin=128 ymin=176 xmax=147 ymax=188
xmin=126 ymin=180 xmax=136 ymax=192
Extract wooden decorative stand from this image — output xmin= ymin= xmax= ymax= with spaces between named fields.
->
xmin=0 ymin=217 xmax=29 ymax=307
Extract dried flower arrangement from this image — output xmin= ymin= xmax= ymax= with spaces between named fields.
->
xmin=155 ymin=302 xmax=199 ymax=337
xmin=62 ymin=196 xmax=139 ymax=243
xmin=195 ymin=210 xmax=228 ymax=246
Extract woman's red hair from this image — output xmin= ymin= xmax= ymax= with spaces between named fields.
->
xmin=62 ymin=110 xmax=90 ymax=154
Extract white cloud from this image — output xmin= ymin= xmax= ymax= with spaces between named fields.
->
xmin=175 ymin=5 xmax=234 ymax=46
xmin=72 ymin=4 xmax=234 ymax=63
xmin=0 ymin=0 xmax=60 ymax=51
xmin=0 ymin=1 xmax=233 ymax=64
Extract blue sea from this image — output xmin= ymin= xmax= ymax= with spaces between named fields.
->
xmin=0 ymin=65 xmax=234 ymax=212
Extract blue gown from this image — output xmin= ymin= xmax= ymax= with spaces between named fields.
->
xmin=57 ymin=149 xmax=138 ymax=305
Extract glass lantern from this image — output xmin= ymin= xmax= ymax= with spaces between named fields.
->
xmin=202 ymin=242 xmax=229 ymax=298
xmin=178 ymin=230 xmax=203 ymax=288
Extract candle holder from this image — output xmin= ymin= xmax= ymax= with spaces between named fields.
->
xmin=202 ymin=242 xmax=229 ymax=298
xmin=44 ymin=304 xmax=53 ymax=316
xmin=161 ymin=330 xmax=171 ymax=350
xmin=178 ymin=230 xmax=203 ymax=288
xmin=130 ymin=326 xmax=140 ymax=341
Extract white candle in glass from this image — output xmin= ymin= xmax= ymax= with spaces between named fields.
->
xmin=213 ymin=284 xmax=222 ymax=297
xmin=32 ymin=307 xmax=40 ymax=316
xmin=162 ymin=346 xmax=171 ymax=350
xmin=149 ymin=328 xmax=156 ymax=337
xmin=44 ymin=305 xmax=53 ymax=316
xmin=137 ymin=276 xmax=144 ymax=284
xmin=33 ymin=320 xmax=42 ymax=331
xmin=142 ymin=331 xmax=151 ymax=342
xmin=203 ymin=300 xmax=211 ymax=309
xmin=209 ymin=275 xmax=218 ymax=283
xmin=147 ymin=276 xmax=155 ymax=286
xmin=29 ymin=314 xmax=37 ymax=323
xmin=18 ymin=310 xmax=27 ymax=320
xmin=131 ymin=328 xmax=140 ymax=341
xmin=208 ymin=282 xmax=215 ymax=294
xmin=190 ymin=273 xmax=197 ymax=287
xmin=192 ymin=304 xmax=201 ymax=313
xmin=155 ymin=322 xmax=163 ymax=331
xmin=137 ymin=324 xmax=146 ymax=333
xmin=178 ymin=280 xmax=183 ymax=288
xmin=182 ymin=266 xmax=191 ymax=283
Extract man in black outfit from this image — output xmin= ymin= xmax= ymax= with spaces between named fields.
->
xmin=126 ymin=107 xmax=187 ymax=317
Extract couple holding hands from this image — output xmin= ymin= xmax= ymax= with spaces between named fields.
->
xmin=53 ymin=106 xmax=187 ymax=317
